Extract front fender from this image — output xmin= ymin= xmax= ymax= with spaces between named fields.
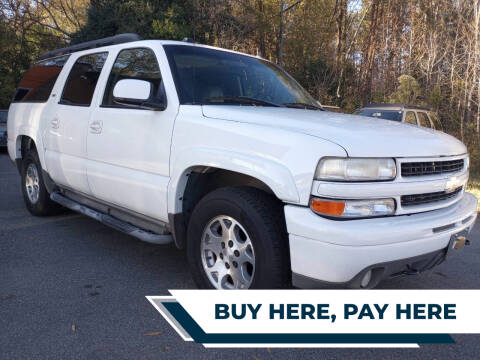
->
xmin=168 ymin=147 xmax=300 ymax=213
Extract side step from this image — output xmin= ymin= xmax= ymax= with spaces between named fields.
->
xmin=50 ymin=192 xmax=173 ymax=245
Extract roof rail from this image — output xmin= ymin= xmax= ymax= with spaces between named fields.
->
xmin=362 ymin=103 xmax=431 ymax=111
xmin=37 ymin=33 xmax=142 ymax=61
xmin=362 ymin=103 xmax=404 ymax=109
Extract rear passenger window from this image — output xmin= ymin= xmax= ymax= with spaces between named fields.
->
xmin=12 ymin=55 xmax=70 ymax=103
xmin=405 ymin=111 xmax=417 ymax=125
xmin=60 ymin=52 xmax=108 ymax=106
xmin=417 ymin=112 xmax=431 ymax=128
xmin=102 ymin=48 xmax=162 ymax=107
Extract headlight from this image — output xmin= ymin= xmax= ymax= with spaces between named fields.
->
xmin=315 ymin=157 xmax=396 ymax=181
xmin=465 ymin=155 xmax=470 ymax=171
xmin=310 ymin=197 xmax=396 ymax=218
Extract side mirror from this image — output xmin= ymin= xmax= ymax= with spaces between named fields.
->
xmin=113 ymin=79 xmax=166 ymax=111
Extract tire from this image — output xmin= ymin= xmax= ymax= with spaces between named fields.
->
xmin=21 ymin=149 xmax=61 ymax=216
xmin=186 ymin=186 xmax=291 ymax=289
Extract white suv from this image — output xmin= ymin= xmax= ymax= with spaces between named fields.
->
xmin=7 ymin=34 xmax=478 ymax=289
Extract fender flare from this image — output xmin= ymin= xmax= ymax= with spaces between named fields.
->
xmin=15 ymin=126 xmax=47 ymax=168
xmin=168 ymin=147 xmax=300 ymax=214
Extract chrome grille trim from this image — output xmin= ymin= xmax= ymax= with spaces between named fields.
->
xmin=401 ymin=159 xmax=464 ymax=177
xmin=401 ymin=186 xmax=463 ymax=207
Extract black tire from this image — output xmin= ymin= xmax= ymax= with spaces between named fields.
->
xmin=186 ymin=186 xmax=291 ymax=289
xmin=21 ymin=149 xmax=61 ymax=216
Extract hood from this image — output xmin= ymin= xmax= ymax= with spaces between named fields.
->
xmin=202 ymin=106 xmax=466 ymax=158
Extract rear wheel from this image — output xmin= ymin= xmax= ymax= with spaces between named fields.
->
xmin=186 ymin=186 xmax=290 ymax=289
xmin=21 ymin=149 xmax=61 ymax=216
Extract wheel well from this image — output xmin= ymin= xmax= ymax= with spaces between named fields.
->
xmin=183 ymin=167 xmax=275 ymax=222
xmin=13 ymin=136 xmax=37 ymax=173
xmin=18 ymin=135 xmax=36 ymax=159
xmin=171 ymin=167 xmax=284 ymax=249
xmin=16 ymin=135 xmax=57 ymax=194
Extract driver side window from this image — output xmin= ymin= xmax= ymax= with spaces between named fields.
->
xmin=102 ymin=48 xmax=163 ymax=108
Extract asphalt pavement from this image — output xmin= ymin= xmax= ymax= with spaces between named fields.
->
xmin=1 ymin=149 xmax=480 ymax=359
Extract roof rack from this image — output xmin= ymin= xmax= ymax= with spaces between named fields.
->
xmin=362 ymin=103 xmax=431 ymax=111
xmin=37 ymin=33 xmax=142 ymax=62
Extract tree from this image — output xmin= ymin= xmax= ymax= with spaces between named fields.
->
xmin=0 ymin=0 xmax=479 ymax=159
xmin=389 ymin=75 xmax=422 ymax=104
xmin=70 ymin=0 xmax=193 ymax=43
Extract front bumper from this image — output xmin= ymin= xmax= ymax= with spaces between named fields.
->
xmin=285 ymin=192 xmax=478 ymax=287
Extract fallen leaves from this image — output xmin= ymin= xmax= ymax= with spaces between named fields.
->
xmin=144 ymin=331 xmax=164 ymax=336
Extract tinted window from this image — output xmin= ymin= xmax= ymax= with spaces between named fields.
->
xmin=428 ymin=112 xmax=443 ymax=131
xmin=60 ymin=52 xmax=108 ymax=106
xmin=13 ymin=55 xmax=70 ymax=103
xmin=164 ymin=45 xmax=317 ymax=107
xmin=417 ymin=112 xmax=431 ymax=128
xmin=102 ymin=48 xmax=162 ymax=107
xmin=0 ymin=111 xmax=7 ymax=123
xmin=405 ymin=111 xmax=417 ymax=125
xmin=357 ymin=109 xmax=402 ymax=121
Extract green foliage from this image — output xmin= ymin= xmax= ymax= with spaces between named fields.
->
xmin=71 ymin=0 xmax=193 ymax=43
xmin=151 ymin=4 xmax=191 ymax=40
xmin=296 ymin=58 xmax=338 ymax=101
xmin=428 ymin=86 xmax=443 ymax=109
xmin=0 ymin=21 xmax=37 ymax=108
xmin=389 ymin=75 xmax=422 ymax=104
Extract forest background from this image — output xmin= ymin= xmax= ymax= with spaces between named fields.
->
xmin=1 ymin=0 xmax=479 ymax=202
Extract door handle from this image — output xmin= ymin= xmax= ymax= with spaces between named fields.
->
xmin=51 ymin=118 xmax=59 ymax=129
xmin=89 ymin=120 xmax=102 ymax=134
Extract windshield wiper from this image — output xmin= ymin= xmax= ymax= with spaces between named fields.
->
xmin=204 ymin=96 xmax=281 ymax=107
xmin=283 ymin=102 xmax=324 ymax=111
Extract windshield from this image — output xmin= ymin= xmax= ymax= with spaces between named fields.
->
xmin=164 ymin=45 xmax=318 ymax=107
xmin=355 ymin=109 xmax=402 ymax=122
xmin=0 ymin=111 xmax=7 ymax=124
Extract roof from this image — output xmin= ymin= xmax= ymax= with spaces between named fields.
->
xmin=361 ymin=103 xmax=431 ymax=111
xmin=36 ymin=34 xmax=264 ymax=63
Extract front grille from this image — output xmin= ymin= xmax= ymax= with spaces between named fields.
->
xmin=401 ymin=186 xmax=463 ymax=207
xmin=401 ymin=159 xmax=464 ymax=177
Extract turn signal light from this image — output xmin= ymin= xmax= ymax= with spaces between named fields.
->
xmin=310 ymin=197 xmax=396 ymax=218
xmin=310 ymin=199 xmax=345 ymax=216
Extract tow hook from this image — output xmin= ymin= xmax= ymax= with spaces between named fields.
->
xmin=453 ymin=235 xmax=467 ymax=249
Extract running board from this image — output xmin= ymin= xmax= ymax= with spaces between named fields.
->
xmin=50 ymin=192 xmax=173 ymax=245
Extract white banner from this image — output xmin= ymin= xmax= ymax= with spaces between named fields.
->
xmin=147 ymin=290 xmax=480 ymax=348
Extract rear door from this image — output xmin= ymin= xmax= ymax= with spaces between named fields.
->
xmin=43 ymin=52 xmax=108 ymax=194
xmin=86 ymin=46 xmax=177 ymax=222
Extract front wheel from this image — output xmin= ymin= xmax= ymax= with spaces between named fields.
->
xmin=186 ymin=187 xmax=291 ymax=289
